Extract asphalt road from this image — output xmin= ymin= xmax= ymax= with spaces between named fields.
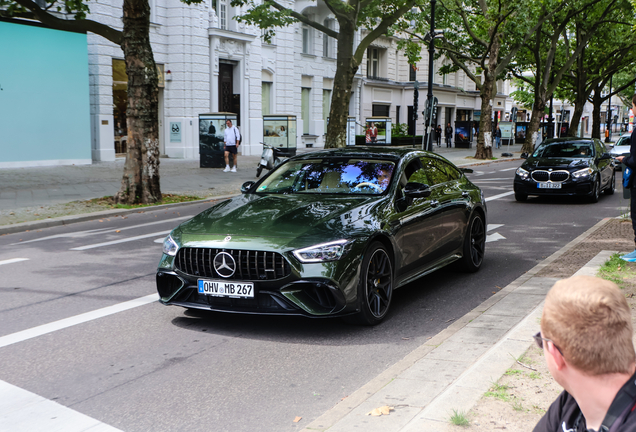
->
xmin=0 ymin=160 xmax=627 ymax=432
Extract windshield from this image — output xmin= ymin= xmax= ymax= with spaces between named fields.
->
xmin=532 ymin=142 xmax=594 ymax=158
xmin=254 ymin=158 xmax=396 ymax=195
xmin=616 ymin=136 xmax=631 ymax=147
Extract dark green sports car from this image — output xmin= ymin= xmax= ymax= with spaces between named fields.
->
xmin=156 ymin=147 xmax=487 ymax=325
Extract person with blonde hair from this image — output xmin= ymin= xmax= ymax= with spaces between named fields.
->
xmin=534 ymin=275 xmax=636 ymax=431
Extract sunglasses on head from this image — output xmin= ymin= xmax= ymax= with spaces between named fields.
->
xmin=533 ymin=332 xmax=564 ymax=356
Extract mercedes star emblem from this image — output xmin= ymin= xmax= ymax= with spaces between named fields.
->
xmin=213 ymin=252 xmax=236 ymax=278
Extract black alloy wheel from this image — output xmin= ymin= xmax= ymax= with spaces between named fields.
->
xmin=605 ymin=172 xmax=616 ymax=195
xmin=457 ymin=213 xmax=486 ymax=272
xmin=589 ymin=178 xmax=600 ymax=203
xmin=350 ymin=242 xmax=393 ymax=325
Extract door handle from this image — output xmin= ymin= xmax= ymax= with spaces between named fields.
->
xmin=430 ymin=200 xmax=440 ymax=207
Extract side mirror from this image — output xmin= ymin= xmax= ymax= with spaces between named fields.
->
xmin=241 ymin=181 xmax=255 ymax=193
xmin=600 ymin=153 xmax=611 ymax=160
xmin=403 ymin=182 xmax=432 ymax=199
xmin=520 ymin=153 xmax=528 ymax=159
xmin=459 ymin=168 xmax=474 ymax=174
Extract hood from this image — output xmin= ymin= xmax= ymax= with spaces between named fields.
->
xmin=175 ymin=193 xmax=383 ymax=246
xmin=526 ymin=157 xmax=591 ymax=170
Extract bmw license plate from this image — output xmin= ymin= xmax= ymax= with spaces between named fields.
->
xmin=537 ymin=182 xmax=561 ymax=189
xmin=198 ymin=279 xmax=254 ymax=298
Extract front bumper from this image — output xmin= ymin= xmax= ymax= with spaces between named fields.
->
xmin=156 ymin=249 xmax=361 ymax=317
xmin=513 ymin=177 xmax=595 ymax=197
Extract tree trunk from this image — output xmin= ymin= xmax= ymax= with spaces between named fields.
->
xmin=325 ymin=23 xmax=358 ymax=148
xmin=115 ymin=0 xmax=161 ymax=204
xmin=475 ymin=82 xmax=494 ymax=159
xmin=568 ymin=94 xmax=587 ymax=137
xmin=474 ymin=33 xmax=500 ymax=160
xmin=591 ymin=88 xmax=603 ymax=139
xmin=522 ymin=98 xmax=546 ymax=154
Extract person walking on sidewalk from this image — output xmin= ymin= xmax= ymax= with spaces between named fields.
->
xmin=495 ymin=125 xmax=502 ymax=149
xmin=445 ymin=123 xmax=453 ymax=148
xmin=615 ymin=95 xmax=636 ymax=261
xmin=223 ymin=119 xmax=241 ymax=172
xmin=533 ymin=275 xmax=636 ymax=432
xmin=436 ymin=125 xmax=442 ymax=147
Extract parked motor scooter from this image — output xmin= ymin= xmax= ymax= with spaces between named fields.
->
xmin=256 ymin=142 xmax=286 ymax=177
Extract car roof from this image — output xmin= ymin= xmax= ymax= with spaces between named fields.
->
xmin=290 ymin=146 xmax=436 ymax=161
xmin=540 ymin=137 xmax=595 ymax=145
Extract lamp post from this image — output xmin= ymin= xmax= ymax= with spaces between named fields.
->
xmin=424 ymin=0 xmax=437 ymax=152
xmin=606 ymin=75 xmax=613 ymax=143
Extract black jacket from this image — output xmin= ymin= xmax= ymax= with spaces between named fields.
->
xmin=534 ymin=390 xmax=636 ymax=432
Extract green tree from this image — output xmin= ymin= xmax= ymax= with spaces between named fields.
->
xmin=2 ymin=0 xmax=161 ymax=205
xmin=556 ymin=1 xmax=636 ymax=138
xmin=398 ymin=0 xmax=561 ymax=159
xmin=230 ymin=0 xmax=421 ymax=148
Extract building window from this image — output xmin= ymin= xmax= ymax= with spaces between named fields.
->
xmin=212 ymin=0 xmax=228 ymax=29
xmin=323 ymin=19 xmax=335 ymax=58
xmin=409 ymin=64 xmax=416 ymax=82
xmin=372 ymin=104 xmax=390 ymax=117
xmin=396 ymin=105 xmax=401 ymax=124
xmin=302 ymin=21 xmax=313 ymax=54
xmin=302 ymin=88 xmax=311 ymax=134
xmin=323 ymin=89 xmax=331 ymax=133
xmin=367 ymin=48 xmax=379 ymax=78
xmin=442 ymin=72 xmax=448 ymax=85
xmin=262 ymin=82 xmax=272 ymax=115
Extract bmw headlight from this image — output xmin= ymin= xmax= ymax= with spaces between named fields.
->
xmin=516 ymin=167 xmax=530 ymax=180
xmin=572 ymin=167 xmax=593 ymax=179
xmin=293 ymin=240 xmax=352 ymax=263
xmin=162 ymin=235 xmax=179 ymax=256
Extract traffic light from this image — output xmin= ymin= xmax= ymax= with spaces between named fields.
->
xmin=511 ymin=107 xmax=518 ymax=122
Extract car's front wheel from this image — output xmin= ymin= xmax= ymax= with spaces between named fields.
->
xmin=457 ymin=212 xmax=486 ymax=273
xmin=589 ymin=178 xmax=600 ymax=203
xmin=349 ymin=242 xmax=393 ymax=326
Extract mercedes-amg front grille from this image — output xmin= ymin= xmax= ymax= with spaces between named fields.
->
xmin=174 ymin=248 xmax=291 ymax=280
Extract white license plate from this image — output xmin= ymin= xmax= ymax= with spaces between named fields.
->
xmin=537 ymin=182 xmax=561 ymax=189
xmin=198 ymin=279 xmax=254 ymax=298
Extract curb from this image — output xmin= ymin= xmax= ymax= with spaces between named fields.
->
xmin=0 ymin=193 xmax=238 ymax=236
xmin=300 ymin=217 xmax=613 ymax=432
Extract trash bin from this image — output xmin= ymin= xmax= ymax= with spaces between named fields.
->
xmin=199 ymin=113 xmax=237 ymax=168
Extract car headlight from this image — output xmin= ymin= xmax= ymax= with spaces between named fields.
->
xmin=572 ymin=167 xmax=593 ymax=179
xmin=162 ymin=235 xmax=179 ymax=256
xmin=292 ymin=239 xmax=352 ymax=263
xmin=516 ymin=167 xmax=530 ymax=180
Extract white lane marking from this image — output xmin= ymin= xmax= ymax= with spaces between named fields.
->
xmin=70 ymin=230 xmax=172 ymax=251
xmin=473 ymin=171 xmax=485 ymax=176
xmin=487 ymin=224 xmax=504 ymax=232
xmin=470 ymin=178 xmax=512 ymax=181
xmin=0 ymin=294 xmax=158 ymax=349
xmin=485 ymin=191 xmax=515 ymax=202
xmin=12 ymin=216 xmax=191 ymax=245
xmin=0 ymin=258 xmax=29 ymax=266
xmin=486 ymin=233 xmax=506 ymax=243
xmin=0 ymin=380 xmax=123 ymax=432
xmin=154 ymin=237 xmax=166 ymax=244
xmin=499 ymin=167 xmax=518 ymax=172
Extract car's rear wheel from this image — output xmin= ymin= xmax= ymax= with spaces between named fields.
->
xmin=349 ymin=242 xmax=393 ymax=326
xmin=515 ymin=192 xmax=527 ymax=202
xmin=457 ymin=213 xmax=486 ymax=273
xmin=589 ymin=178 xmax=600 ymax=203
xmin=604 ymin=172 xmax=616 ymax=195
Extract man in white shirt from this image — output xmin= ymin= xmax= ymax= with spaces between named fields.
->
xmin=223 ymin=119 xmax=241 ymax=172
